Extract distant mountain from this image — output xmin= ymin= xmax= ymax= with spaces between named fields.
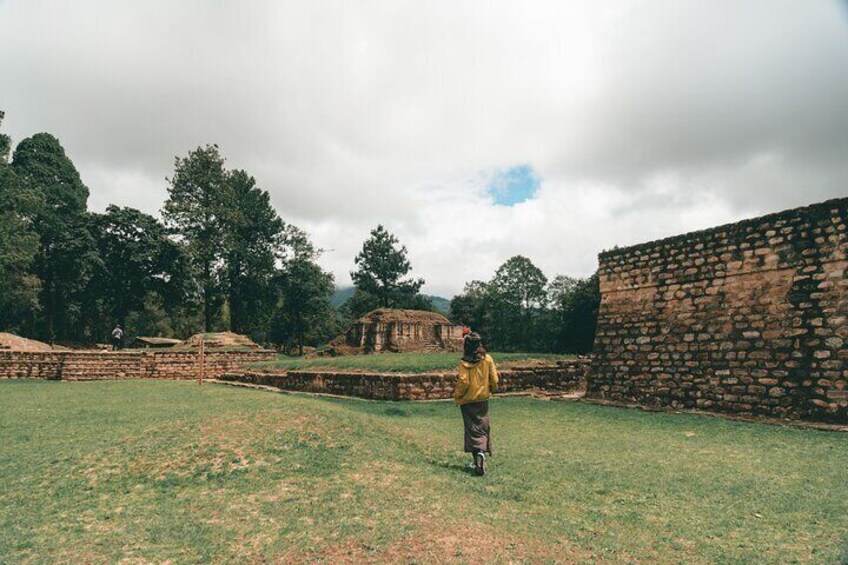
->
xmin=424 ymin=294 xmax=451 ymax=314
xmin=331 ymin=287 xmax=452 ymax=315
xmin=330 ymin=286 xmax=355 ymax=308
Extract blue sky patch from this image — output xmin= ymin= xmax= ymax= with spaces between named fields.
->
xmin=486 ymin=164 xmax=540 ymax=206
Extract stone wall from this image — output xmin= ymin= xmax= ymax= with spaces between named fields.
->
xmin=0 ymin=350 xmax=275 ymax=381
xmin=219 ymin=359 xmax=590 ymax=401
xmin=589 ymin=197 xmax=848 ymax=423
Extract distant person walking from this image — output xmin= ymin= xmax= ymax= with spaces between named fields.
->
xmin=453 ymin=332 xmax=498 ymax=476
xmin=111 ymin=325 xmax=124 ymax=351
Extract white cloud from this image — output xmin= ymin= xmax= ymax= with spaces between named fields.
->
xmin=1 ymin=0 xmax=846 ymax=297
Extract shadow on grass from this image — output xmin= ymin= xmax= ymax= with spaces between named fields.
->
xmin=427 ymin=456 xmax=477 ymax=476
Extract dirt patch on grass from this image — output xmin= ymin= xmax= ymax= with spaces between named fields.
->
xmin=279 ymin=517 xmax=596 ymax=564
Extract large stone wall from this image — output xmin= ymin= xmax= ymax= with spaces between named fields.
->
xmin=589 ymin=197 xmax=848 ymax=423
xmin=0 ymin=350 xmax=275 ymax=381
xmin=219 ymin=359 xmax=589 ymax=401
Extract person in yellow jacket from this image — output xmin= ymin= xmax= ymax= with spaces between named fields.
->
xmin=454 ymin=331 xmax=498 ymax=476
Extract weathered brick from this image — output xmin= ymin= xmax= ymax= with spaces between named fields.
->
xmin=589 ymin=197 xmax=848 ymax=423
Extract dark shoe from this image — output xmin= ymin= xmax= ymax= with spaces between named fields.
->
xmin=473 ymin=452 xmax=485 ymax=476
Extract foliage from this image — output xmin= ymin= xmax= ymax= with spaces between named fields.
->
xmin=2 ymin=380 xmax=847 ymax=564
xmin=162 ymin=146 xmax=336 ymax=346
xmin=349 ymin=224 xmax=426 ymax=315
xmin=488 ymin=255 xmax=548 ymax=351
xmin=87 ymin=205 xmax=192 ymax=341
xmin=450 ymin=256 xmax=599 ymax=354
xmin=271 ymin=257 xmax=339 ymax=354
xmin=162 ymin=144 xmax=229 ymax=331
xmin=545 ymin=273 xmax=600 ymax=354
xmin=0 ymin=112 xmax=42 ymax=332
xmin=339 ymin=287 xmax=380 ymax=321
xmin=220 ymin=169 xmax=284 ymax=341
xmin=1 ymin=119 xmax=338 ymax=347
xmin=11 ymin=132 xmax=99 ymax=342
xmin=448 ymin=280 xmax=489 ymax=330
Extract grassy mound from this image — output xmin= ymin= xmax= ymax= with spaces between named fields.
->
xmin=2 ymin=380 xmax=847 ymax=563
xmin=251 ymin=351 xmax=574 ymax=373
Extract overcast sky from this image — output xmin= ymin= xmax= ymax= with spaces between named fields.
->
xmin=2 ymin=1 xmax=847 ymax=297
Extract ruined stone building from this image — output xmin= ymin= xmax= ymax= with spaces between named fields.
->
xmin=328 ymin=308 xmax=465 ymax=355
xmin=589 ymin=197 xmax=848 ymax=423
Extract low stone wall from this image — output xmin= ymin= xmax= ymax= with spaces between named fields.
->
xmin=219 ymin=359 xmax=590 ymax=401
xmin=0 ymin=351 xmax=65 ymax=379
xmin=137 ymin=351 xmax=276 ymax=381
xmin=0 ymin=350 xmax=275 ymax=381
xmin=60 ymin=352 xmax=146 ymax=380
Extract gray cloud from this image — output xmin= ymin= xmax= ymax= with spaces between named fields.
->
xmin=1 ymin=0 xmax=846 ymax=297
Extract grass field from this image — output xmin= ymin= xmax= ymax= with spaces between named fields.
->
xmin=252 ymin=351 xmax=573 ymax=373
xmin=1 ymin=381 xmax=847 ymax=564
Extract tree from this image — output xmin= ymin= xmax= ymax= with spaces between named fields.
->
xmin=162 ymin=145 xmax=229 ymax=331
xmin=350 ymin=225 xmax=425 ymax=314
xmin=339 ymin=287 xmax=381 ymax=324
xmin=449 ymin=280 xmax=490 ymax=331
xmin=271 ymin=257 xmax=337 ymax=354
xmin=481 ymin=256 xmax=548 ymax=351
xmin=0 ymin=112 xmax=41 ymax=333
xmin=11 ymin=132 xmax=98 ymax=342
xmin=87 ymin=205 xmax=190 ymax=340
xmin=220 ymin=169 xmax=284 ymax=341
xmin=546 ymin=273 xmax=600 ymax=354
xmin=0 ymin=110 xmax=10 ymax=164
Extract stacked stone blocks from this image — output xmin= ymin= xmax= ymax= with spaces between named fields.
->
xmin=220 ymin=359 xmax=590 ymax=401
xmin=0 ymin=350 xmax=275 ymax=381
xmin=589 ymin=197 xmax=848 ymax=423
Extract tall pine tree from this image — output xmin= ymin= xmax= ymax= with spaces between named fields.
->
xmin=162 ymin=145 xmax=228 ymax=331
xmin=11 ymin=132 xmax=98 ymax=342
xmin=221 ymin=169 xmax=284 ymax=340
xmin=0 ymin=112 xmax=41 ymax=334
xmin=349 ymin=225 xmax=427 ymax=315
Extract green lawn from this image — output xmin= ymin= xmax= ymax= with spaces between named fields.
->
xmin=252 ymin=351 xmax=573 ymax=373
xmin=1 ymin=381 xmax=847 ymax=564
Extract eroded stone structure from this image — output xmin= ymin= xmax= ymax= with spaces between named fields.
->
xmin=0 ymin=349 xmax=275 ymax=380
xmin=589 ymin=197 xmax=848 ymax=423
xmin=221 ymin=359 xmax=590 ymax=400
xmin=328 ymin=308 xmax=464 ymax=355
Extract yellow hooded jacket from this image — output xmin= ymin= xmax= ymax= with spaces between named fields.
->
xmin=454 ymin=354 xmax=499 ymax=406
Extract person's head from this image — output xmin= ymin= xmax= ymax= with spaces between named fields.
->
xmin=463 ymin=332 xmax=485 ymax=361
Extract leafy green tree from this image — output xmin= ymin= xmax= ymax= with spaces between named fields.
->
xmin=220 ymin=169 xmax=284 ymax=341
xmin=449 ymin=280 xmax=490 ymax=331
xmin=271 ymin=257 xmax=337 ymax=354
xmin=349 ymin=225 xmax=425 ymax=315
xmin=162 ymin=145 xmax=229 ymax=331
xmin=0 ymin=110 xmax=10 ymax=164
xmin=339 ymin=287 xmax=381 ymax=324
xmin=546 ymin=273 xmax=600 ymax=354
xmin=88 ymin=205 xmax=191 ymax=340
xmin=11 ymin=132 xmax=98 ymax=342
xmin=0 ymin=112 xmax=41 ymax=333
xmin=484 ymin=255 xmax=547 ymax=351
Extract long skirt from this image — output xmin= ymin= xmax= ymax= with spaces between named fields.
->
xmin=460 ymin=400 xmax=491 ymax=454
